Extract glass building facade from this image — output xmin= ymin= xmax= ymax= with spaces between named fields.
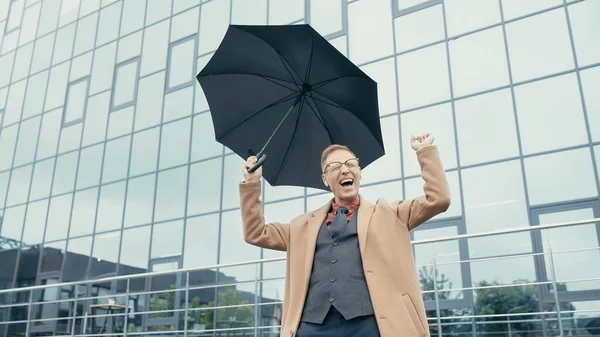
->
xmin=0 ymin=0 xmax=599 ymax=336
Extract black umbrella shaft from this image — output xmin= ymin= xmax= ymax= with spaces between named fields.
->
xmin=256 ymin=94 xmax=302 ymax=158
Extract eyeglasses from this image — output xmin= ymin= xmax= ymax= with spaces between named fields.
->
xmin=324 ymin=158 xmax=360 ymax=174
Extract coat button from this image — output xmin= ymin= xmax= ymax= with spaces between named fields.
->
xmin=329 ymin=297 xmax=335 ymax=302
xmin=330 ymin=277 xmax=336 ymax=282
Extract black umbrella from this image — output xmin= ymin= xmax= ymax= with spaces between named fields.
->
xmin=196 ymin=24 xmax=385 ymax=190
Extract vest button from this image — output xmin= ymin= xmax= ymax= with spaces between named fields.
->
xmin=333 ymin=242 xmax=338 ymax=246
xmin=330 ymin=277 xmax=336 ymax=282
xmin=331 ymin=259 xmax=337 ymax=263
xmin=329 ymin=297 xmax=335 ymax=302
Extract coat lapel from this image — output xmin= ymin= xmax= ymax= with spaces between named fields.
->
xmin=357 ymin=196 xmax=375 ymax=255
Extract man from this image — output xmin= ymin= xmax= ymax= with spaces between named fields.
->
xmin=239 ymin=133 xmax=450 ymax=337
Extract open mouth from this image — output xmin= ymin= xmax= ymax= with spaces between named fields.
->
xmin=340 ymin=178 xmax=354 ymax=187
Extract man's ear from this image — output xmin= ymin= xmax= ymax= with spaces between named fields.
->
xmin=321 ymin=174 xmax=328 ymax=187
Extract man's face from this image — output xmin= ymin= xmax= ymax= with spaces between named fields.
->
xmin=321 ymin=149 xmax=361 ymax=203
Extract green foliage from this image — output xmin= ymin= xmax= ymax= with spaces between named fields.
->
xmin=200 ymin=286 xmax=255 ymax=330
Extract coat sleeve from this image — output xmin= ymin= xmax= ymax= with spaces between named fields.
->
xmin=395 ymin=145 xmax=451 ymax=230
xmin=239 ymin=180 xmax=290 ymax=251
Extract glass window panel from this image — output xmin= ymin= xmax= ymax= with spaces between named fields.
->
xmin=360 ymin=57 xmax=397 ymax=116
xmin=120 ymin=0 xmax=146 ymax=36
xmin=515 ymin=73 xmax=588 ymax=155
xmin=73 ymin=12 xmax=98 ymax=56
xmin=40 ymin=240 xmax=66 ymax=272
xmin=0 ymin=205 xmax=25 ymax=242
xmin=19 ymin=2 xmax=40 ymax=46
xmin=220 ymin=210 xmax=261 ymax=264
xmin=22 ymin=70 xmax=49 ymax=119
xmin=64 ymin=78 xmax=89 ymax=124
xmin=6 ymin=164 xmax=32 ymax=207
xmin=29 ymin=158 xmax=55 ymax=201
xmin=191 ymin=113 xmax=222 ymax=162
xmin=396 ymin=43 xmax=450 ymax=111
xmin=82 ymin=92 xmax=110 ymax=147
xmin=130 ymin=127 xmax=159 ymax=176
xmin=269 ymin=0 xmax=303 ymax=24
xmin=78 ymin=0 xmax=100 ymax=17
xmin=58 ymin=0 xmax=80 ymax=27
xmin=51 ymin=22 xmax=76 ymax=65
xmin=22 ymin=199 xmax=48 ymax=244
xmin=0 ymin=171 xmax=8 ymax=207
xmin=183 ymin=214 xmax=219 ymax=268
xmin=221 ymin=154 xmax=245 ymax=210
xmin=95 ymin=181 xmax=126 ymax=233
xmin=263 ymin=198 xmax=303 ymax=263
xmin=134 ymin=71 xmax=165 ymax=131
xmin=306 ymin=191 xmax=332 ymax=211
xmin=0 ymin=0 xmax=8 ymax=19
xmin=76 ymin=143 xmax=103 ymax=189
xmin=69 ymin=187 xmax=98 ymax=237
xmin=116 ymin=30 xmax=142 ymax=63
xmin=348 ymin=0 xmax=393 ymax=64
xmin=63 ymin=236 xmax=92 ymax=281
xmin=119 ymin=225 xmax=151 ymax=273
xmin=264 ymin=183 xmax=304 ymax=203
xmin=59 ymin=121 xmax=82 ymax=155
xmin=187 ymin=158 xmax=222 ymax=215
xmin=89 ymin=42 xmax=117 ymax=95
xmin=145 ymin=0 xmax=171 ymax=25
xmin=0 ymin=51 xmax=15 ymax=88
xmin=194 ymin=54 xmax=211 ymax=113
xmin=89 ymin=231 xmax=121 ymax=278
xmin=30 ymin=32 xmax=54 ymax=74
xmin=44 ymin=193 xmax=73 ymax=242
xmin=568 ymin=1 xmax=600 ymax=67
xmin=140 ymin=20 xmax=169 ymax=76
xmin=505 ymin=8 xmax=574 ymax=83
xmin=51 ymin=151 xmax=78 ymax=196
xmin=151 ymin=220 xmax=183 ymax=259
xmin=395 ymin=4 xmax=444 ymax=53
xmin=328 ymin=35 xmax=347 ymax=57
xmin=171 ymin=7 xmax=199 ymax=42
xmin=173 ymin=0 xmax=198 ymax=13
xmin=470 ymin=255 xmax=536 ymax=286
xmin=124 ymin=173 xmax=155 ymax=227
xmin=405 ymin=170 xmax=461 ymax=220
xmin=581 ymin=66 xmax=600 ymax=142
xmin=4 ymin=79 xmax=27 ymax=126
xmin=154 ymin=166 xmax=187 ymax=222
xmin=96 ymin=2 xmax=121 ymax=46
xmin=462 ymin=160 xmax=529 ymax=233
xmin=107 ymin=106 xmax=134 ymax=139
xmin=0 ymin=86 xmax=7 ymax=110
xmin=444 ymin=0 xmax=500 ymax=37
xmin=361 ymin=115 xmax=402 ymax=182
xmin=163 ymin=86 xmax=193 ymax=123
xmin=112 ymin=58 xmax=139 ymax=109
xmin=1 ymin=29 xmax=18 ymax=56
xmin=198 ymin=0 xmax=230 ymax=55
xmin=501 ymin=0 xmax=563 ymax=21
xmin=44 ymin=62 xmax=70 ymax=113
xmin=159 ymin=118 xmax=191 ymax=170
xmin=102 ymin=135 xmax=131 ymax=184
xmin=400 ymin=103 xmax=457 ymax=176
xmin=455 ymin=89 xmax=520 ymax=166
xmin=12 ymin=43 xmax=34 ymax=83
xmin=468 ymin=232 xmax=533 ymax=259
xmin=231 ymin=0 xmax=267 ymax=25
xmin=36 ymin=109 xmax=61 ymax=160
xmin=310 ymin=0 xmax=342 ymax=37
xmin=525 ymin=148 xmax=597 ymax=206
xmin=0 ymin=124 xmax=18 ymax=171
xmin=449 ymin=27 xmax=509 ymax=97
xmin=359 ymin=180 xmax=403 ymax=204
xmin=13 ymin=115 xmax=41 ymax=167
xmin=168 ymin=39 xmax=196 ymax=90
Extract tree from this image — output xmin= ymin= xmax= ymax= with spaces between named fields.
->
xmin=200 ymin=286 xmax=255 ymax=332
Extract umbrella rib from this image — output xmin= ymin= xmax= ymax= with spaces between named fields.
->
xmin=278 ymin=53 xmax=302 ymax=88
xmin=306 ymin=94 xmax=344 ymax=110
xmin=303 ymin=94 xmax=334 ymax=144
xmin=304 ymin=34 xmax=315 ymax=84
xmin=272 ymin=98 xmax=305 ymax=185
xmin=199 ymin=72 xmax=297 ymax=90
xmin=216 ymin=92 xmax=300 ymax=140
xmin=311 ymin=75 xmax=371 ymax=90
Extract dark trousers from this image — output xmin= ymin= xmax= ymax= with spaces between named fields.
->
xmin=297 ymin=307 xmax=380 ymax=337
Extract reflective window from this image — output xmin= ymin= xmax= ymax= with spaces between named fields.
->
xmin=264 ymin=183 xmax=304 ymax=203
xmin=36 ymin=109 xmax=62 ymax=160
xmin=163 ymin=86 xmax=193 ymax=123
xmin=130 ymin=126 xmax=159 ymax=176
xmin=198 ymin=0 xmax=230 ymax=54
xmin=13 ymin=115 xmax=41 ymax=167
xmin=124 ymin=173 xmax=155 ymax=228
xmin=76 ymin=143 xmax=103 ymax=189
xmin=6 ymin=165 xmax=32 ymax=207
xmin=12 ymin=43 xmax=33 ymax=83
xmin=22 ymin=199 xmax=48 ymax=244
xmin=3 ymin=80 xmax=26 ymax=126
xmin=22 ymin=70 xmax=47 ymax=119
xmin=187 ymin=158 xmax=222 ymax=215
xmin=95 ymin=1 xmax=121 ymax=46
xmin=395 ymin=4 xmax=444 ymax=53
xmin=0 ymin=52 xmax=15 ymax=88
xmin=44 ymin=193 xmax=73 ymax=242
xmin=396 ymin=43 xmax=450 ymax=111
xmin=37 ymin=0 xmax=61 ymax=37
xmin=69 ymin=187 xmax=98 ymax=237
xmin=361 ymin=114 xmax=401 ymax=182
xmin=0 ymin=205 xmax=25 ymax=243
xmin=306 ymin=191 xmax=332 ymax=211
xmin=183 ymin=214 xmax=219 ymax=268
xmin=194 ymin=54 xmax=211 ymax=112
xmin=145 ymin=0 xmax=171 ymax=25
xmin=470 ymin=255 xmax=536 ymax=286
xmin=348 ymin=0 xmax=394 ymax=64
xmin=360 ymin=57 xmax=398 ymax=116
xmin=140 ymin=20 xmax=169 ymax=77
xmin=222 ymin=154 xmax=245 ymax=210
xmin=171 ymin=7 xmax=199 ymax=42
xmin=73 ymin=12 xmax=98 ymax=56
xmin=51 ymin=151 xmax=78 ymax=196
xmin=219 ymin=209 xmax=260 ymax=264
xmin=359 ymin=180 xmax=403 ymax=204
xmin=505 ymin=8 xmax=574 ymax=83
xmin=19 ymin=2 xmax=40 ymax=46
xmin=112 ymin=58 xmax=139 ymax=109
xmin=95 ymin=181 xmax=126 ymax=233
xmin=168 ymin=38 xmax=196 ymax=90
xmin=462 ymin=160 xmax=529 ymax=233
xmin=400 ymin=103 xmax=457 ymax=176
xmin=64 ymin=78 xmax=89 ymax=125
xmin=30 ymin=32 xmax=54 ymax=74
xmin=58 ymin=0 xmax=79 ymax=27
xmin=29 ymin=158 xmax=55 ymax=201
xmin=444 ymin=0 xmax=500 ymax=37
xmin=191 ymin=112 xmax=223 ymax=161
xmin=151 ymin=220 xmax=184 ymax=259
xmin=102 ymin=135 xmax=131 ymax=184
xmin=79 ymin=0 xmax=100 ymax=18
xmin=231 ymin=0 xmax=267 ymax=25
xmin=89 ymin=42 xmax=117 ymax=95
xmin=525 ymin=148 xmax=597 ymax=206
xmin=63 ymin=236 xmax=92 ymax=281
xmin=455 ymin=89 xmax=520 ymax=166
xmin=116 ymin=30 xmax=142 ymax=63
xmin=328 ymin=35 xmax=347 ymax=56
xmin=52 ymin=22 xmax=76 ymax=65
xmin=310 ymin=0 xmax=343 ymax=37
xmin=107 ymin=106 xmax=134 ymax=139
xmin=134 ymin=71 xmax=165 ymax=131
xmin=263 ymin=198 xmax=304 ymax=260
xmin=468 ymin=232 xmax=532 ymax=259
xmin=501 ymin=0 xmax=562 ymax=21
xmin=89 ymin=231 xmax=120 ymax=277
xmin=405 ymin=170 xmax=462 ymax=220
xmin=0 ymin=124 xmax=17 ymax=171
xmin=581 ymin=66 xmax=600 ymax=142
xmin=154 ymin=166 xmax=187 ymax=222
xmin=58 ymin=122 xmax=83 ymax=154
xmin=568 ymin=1 xmax=600 ymax=67
xmin=119 ymin=225 xmax=151 ymax=272
xmin=119 ymin=0 xmax=146 ymax=37
xmin=159 ymin=118 xmax=191 ymax=170
xmin=173 ymin=0 xmax=198 ymax=14
xmin=82 ymin=92 xmax=110 ymax=147
xmin=0 ymin=171 xmax=8 ymax=207
xmin=514 ymin=73 xmax=588 ymax=155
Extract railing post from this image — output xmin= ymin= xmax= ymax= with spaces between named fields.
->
xmin=254 ymin=262 xmax=260 ymax=337
xmin=184 ymin=272 xmax=189 ymax=337
xmin=123 ymin=279 xmax=130 ymax=337
xmin=548 ymin=245 xmax=564 ymax=336
xmin=24 ymin=289 xmax=33 ymax=337
xmin=71 ymin=288 xmax=79 ymax=336
xmin=433 ymin=258 xmax=442 ymax=337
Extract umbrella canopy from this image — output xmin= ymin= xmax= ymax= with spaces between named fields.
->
xmin=196 ymin=24 xmax=385 ymax=190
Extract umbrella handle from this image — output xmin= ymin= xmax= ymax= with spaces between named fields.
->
xmin=247 ymin=153 xmax=267 ymax=173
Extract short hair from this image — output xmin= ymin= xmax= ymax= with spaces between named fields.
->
xmin=320 ymin=144 xmax=355 ymax=172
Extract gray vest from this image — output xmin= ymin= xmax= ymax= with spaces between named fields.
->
xmin=300 ymin=210 xmax=374 ymax=323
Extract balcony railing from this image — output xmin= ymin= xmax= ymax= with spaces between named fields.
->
xmin=0 ymin=218 xmax=599 ymax=337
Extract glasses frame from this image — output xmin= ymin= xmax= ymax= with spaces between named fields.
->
xmin=323 ymin=157 xmax=360 ymax=174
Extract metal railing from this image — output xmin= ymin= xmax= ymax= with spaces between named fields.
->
xmin=0 ymin=218 xmax=599 ymax=337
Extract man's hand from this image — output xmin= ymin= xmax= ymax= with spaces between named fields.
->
xmin=411 ymin=133 xmax=434 ymax=151
xmin=242 ymin=156 xmax=262 ymax=183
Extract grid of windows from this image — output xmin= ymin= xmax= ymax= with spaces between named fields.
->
xmin=0 ymin=0 xmax=599 ymax=335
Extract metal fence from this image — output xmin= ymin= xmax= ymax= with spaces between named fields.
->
xmin=1 ymin=218 xmax=599 ymax=337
